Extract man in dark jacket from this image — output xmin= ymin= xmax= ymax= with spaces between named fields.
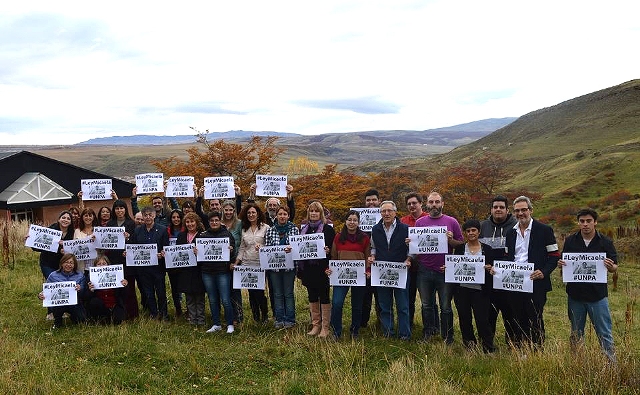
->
xmin=368 ymin=200 xmax=412 ymax=340
xmin=505 ymin=196 xmax=559 ymax=348
xmin=558 ymin=208 xmax=618 ymax=361
xmin=480 ymin=195 xmax=518 ymax=343
xmin=130 ymin=206 xmax=170 ymax=320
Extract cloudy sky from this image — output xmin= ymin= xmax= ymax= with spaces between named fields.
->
xmin=1 ymin=0 xmax=637 ymax=145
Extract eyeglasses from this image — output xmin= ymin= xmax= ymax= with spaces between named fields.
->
xmin=513 ymin=208 xmax=530 ymax=213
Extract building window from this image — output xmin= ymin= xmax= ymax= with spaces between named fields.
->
xmin=11 ymin=209 xmax=34 ymax=223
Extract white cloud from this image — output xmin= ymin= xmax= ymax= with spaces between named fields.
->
xmin=0 ymin=0 xmax=638 ymax=144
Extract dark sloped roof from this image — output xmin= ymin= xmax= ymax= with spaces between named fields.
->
xmin=0 ymin=150 xmax=135 ymax=209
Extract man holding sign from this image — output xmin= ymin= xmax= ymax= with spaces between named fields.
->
xmin=558 ymin=208 xmax=618 ymax=361
xmin=368 ymin=200 xmax=412 ymax=340
xmin=505 ymin=196 xmax=559 ymax=349
xmin=414 ymin=192 xmax=464 ymax=344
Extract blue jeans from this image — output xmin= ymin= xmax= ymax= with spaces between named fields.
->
xmin=201 ymin=272 xmax=233 ymax=326
xmin=568 ymin=296 xmax=615 ymax=361
xmin=138 ymin=267 xmax=168 ymax=319
xmin=377 ymin=284 xmax=411 ymax=339
xmin=417 ymin=267 xmax=454 ymax=343
xmin=268 ymin=270 xmax=296 ymax=324
xmin=331 ymin=285 xmax=365 ymax=337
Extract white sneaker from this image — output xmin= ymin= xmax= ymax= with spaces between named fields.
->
xmin=226 ymin=325 xmax=235 ymax=334
xmin=206 ymin=325 xmax=222 ymax=333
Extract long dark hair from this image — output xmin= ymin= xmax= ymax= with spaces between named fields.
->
xmin=239 ymin=203 xmax=265 ymax=231
xmin=111 ymin=199 xmax=132 ymax=221
xmin=339 ymin=210 xmax=365 ymax=243
xmin=168 ymin=209 xmax=185 ymax=235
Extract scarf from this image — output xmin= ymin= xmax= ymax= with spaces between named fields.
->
xmin=274 ymin=222 xmax=291 ymax=245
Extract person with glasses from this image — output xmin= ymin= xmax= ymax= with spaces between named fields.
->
xmin=414 ymin=192 xmax=464 ymax=344
xmin=479 ymin=195 xmax=517 ymax=344
xmin=368 ymin=200 xmax=412 ymax=340
xmin=504 ymin=195 xmax=559 ymax=349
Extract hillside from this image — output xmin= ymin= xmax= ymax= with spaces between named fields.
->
xmin=436 ymin=79 xmax=640 ymax=221
xmin=29 ymin=118 xmax=515 ymax=176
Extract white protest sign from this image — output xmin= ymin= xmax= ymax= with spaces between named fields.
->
xmin=62 ymin=237 xmax=98 ymax=261
xmin=329 ymin=260 xmax=366 ymax=287
xmin=80 ymin=179 xmax=112 ymax=201
xmin=492 ymin=260 xmax=534 ymax=293
xmin=255 ymin=175 xmax=287 ymax=198
xmin=350 ymin=207 xmax=381 ymax=232
xmin=93 ymin=227 xmax=125 ymax=250
xmin=444 ymin=255 xmax=486 ymax=284
xmin=259 ymin=245 xmax=294 ymax=270
xmin=371 ymin=261 xmax=408 ymax=289
xmin=203 ymin=176 xmax=235 ymax=199
xmin=233 ymin=266 xmax=266 ymax=289
xmin=89 ymin=264 xmax=125 ymax=289
xmin=42 ymin=281 xmax=78 ymax=307
xmin=125 ymin=244 xmax=159 ymax=266
xmin=25 ymin=225 xmax=62 ymax=253
xmin=135 ymin=173 xmax=164 ymax=194
xmin=409 ymin=226 xmax=448 ymax=254
xmin=196 ymin=238 xmax=231 ymax=262
xmin=562 ymin=253 xmax=608 ymax=283
xmin=165 ymin=176 xmax=195 ymax=198
xmin=164 ymin=244 xmax=197 ymax=269
xmin=289 ymin=233 xmax=326 ymax=260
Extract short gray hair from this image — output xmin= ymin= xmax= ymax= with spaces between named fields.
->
xmin=380 ymin=200 xmax=397 ymax=211
xmin=513 ymin=195 xmax=533 ymax=210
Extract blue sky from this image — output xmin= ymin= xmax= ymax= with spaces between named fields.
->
xmin=1 ymin=0 xmax=638 ymax=145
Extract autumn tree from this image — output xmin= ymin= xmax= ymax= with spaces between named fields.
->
xmin=151 ymin=128 xmax=285 ymax=194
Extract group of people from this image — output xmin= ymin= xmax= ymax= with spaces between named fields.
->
xmin=33 ymin=186 xmax=619 ymax=361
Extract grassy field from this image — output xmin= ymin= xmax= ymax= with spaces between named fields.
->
xmin=1 ymin=226 xmax=639 ymax=394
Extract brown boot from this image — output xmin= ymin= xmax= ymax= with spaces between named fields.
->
xmin=318 ymin=303 xmax=332 ymax=338
xmin=307 ymin=302 xmax=321 ymax=336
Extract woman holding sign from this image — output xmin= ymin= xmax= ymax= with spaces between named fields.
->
xmin=327 ymin=210 xmax=371 ymax=339
xmin=235 ymin=203 xmax=270 ymax=323
xmin=451 ymin=219 xmax=496 ymax=353
xmin=74 ymin=208 xmax=98 ymax=272
xmin=222 ymin=200 xmax=244 ymax=325
xmin=85 ymin=255 xmax=128 ymax=325
xmin=196 ymin=211 xmax=237 ymax=334
xmin=30 ymin=210 xmax=75 ymax=321
xmin=106 ymin=199 xmax=139 ymax=319
xmin=37 ymin=253 xmax=86 ymax=328
xmin=167 ymin=209 xmax=185 ymax=318
xmin=176 ymin=212 xmax=206 ymax=326
xmin=265 ymin=206 xmax=299 ymax=328
xmin=298 ymin=201 xmax=335 ymax=338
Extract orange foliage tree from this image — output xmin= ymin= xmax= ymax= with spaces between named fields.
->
xmin=151 ymin=128 xmax=285 ymax=195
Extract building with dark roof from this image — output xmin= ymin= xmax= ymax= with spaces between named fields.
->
xmin=0 ymin=151 xmax=135 ymax=224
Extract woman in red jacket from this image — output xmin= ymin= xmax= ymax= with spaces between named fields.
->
xmin=326 ymin=210 xmax=371 ymax=339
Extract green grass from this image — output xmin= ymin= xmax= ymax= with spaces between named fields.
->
xmin=1 ymin=246 xmax=639 ymax=394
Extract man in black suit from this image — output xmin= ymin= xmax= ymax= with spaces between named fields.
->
xmin=505 ymin=196 xmax=559 ymax=348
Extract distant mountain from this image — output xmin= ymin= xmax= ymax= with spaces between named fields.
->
xmin=76 ymin=119 xmax=517 ymax=146
xmin=77 ymin=131 xmax=301 ymax=145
